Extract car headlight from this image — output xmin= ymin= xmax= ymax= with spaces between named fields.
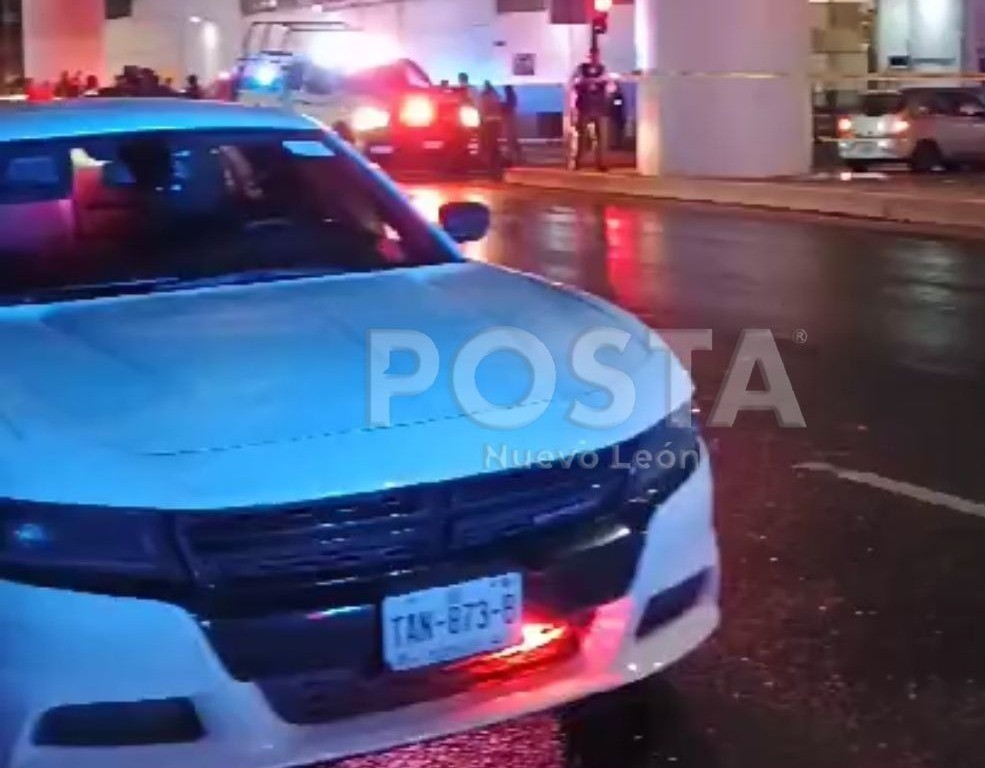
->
xmin=626 ymin=402 xmax=702 ymax=505
xmin=352 ymin=105 xmax=391 ymax=133
xmin=459 ymin=104 xmax=481 ymax=129
xmin=1 ymin=501 xmax=187 ymax=586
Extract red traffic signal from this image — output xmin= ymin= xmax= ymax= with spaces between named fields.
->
xmin=591 ymin=0 xmax=611 ymax=34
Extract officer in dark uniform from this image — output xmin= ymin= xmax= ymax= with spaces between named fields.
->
xmin=570 ymin=48 xmax=610 ymax=171
xmin=608 ymin=79 xmax=626 ymax=150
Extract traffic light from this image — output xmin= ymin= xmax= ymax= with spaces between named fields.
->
xmin=591 ymin=0 xmax=611 ymax=36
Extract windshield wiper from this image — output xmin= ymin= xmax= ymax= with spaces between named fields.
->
xmin=165 ymin=267 xmax=347 ymax=290
xmin=1 ymin=268 xmax=357 ymax=307
xmin=2 ymin=276 xmax=185 ymax=306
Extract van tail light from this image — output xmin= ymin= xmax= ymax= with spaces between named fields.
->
xmin=459 ymin=104 xmax=481 ymax=128
xmin=890 ymin=118 xmax=910 ymax=135
xmin=836 ymin=117 xmax=853 ymax=136
xmin=400 ymin=95 xmax=436 ymax=127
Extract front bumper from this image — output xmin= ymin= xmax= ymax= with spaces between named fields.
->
xmin=838 ymin=136 xmax=914 ymax=162
xmin=0 ymin=449 xmax=718 ymax=768
xmin=357 ymin=127 xmax=478 ymax=165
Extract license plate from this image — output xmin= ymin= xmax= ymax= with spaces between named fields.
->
xmin=382 ymin=573 xmax=523 ymax=672
xmin=423 ymin=140 xmax=445 ymax=150
xmin=853 ymin=140 xmax=878 ymax=156
xmin=368 ymin=145 xmax=395 ymax=155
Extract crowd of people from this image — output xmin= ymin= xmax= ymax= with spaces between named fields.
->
xmin=23 ymin=67 xmax=219 ymax=103
xmin=444 ymin=54 xmax=628 ymax=173
xmin=438 ymin=72 xmax=524 ymax=172
xmin=17 ymin=55 xmax=627 ymax=174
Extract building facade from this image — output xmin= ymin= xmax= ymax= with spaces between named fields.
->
xmin=0 ymin=0 xmax=978 ymax=91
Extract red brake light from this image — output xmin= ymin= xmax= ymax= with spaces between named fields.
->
xmin=837 ymin=117 xmax=853 ymax=135
xmin=459 ymin=104 xmax=481 ymax=128
xmin=400 ymin=95 xmax=436 ymax=127
xmin=890 ymin=117 xmax=910 ymax=134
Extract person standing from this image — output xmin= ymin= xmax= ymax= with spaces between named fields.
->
xmin=69 ymin=71 xmax=84 ymax=97
xmin=608 ymin=79 xmax=626 ymax=150
xmin=457 ymin=72 xmax=478 ymax=106
xmin=54 ymin=71 xmax=71 ymax=98
xmin=502 ymin=85 xmax=523 ymax=165
xmin=478 ymin=81 xmax=503 ymax=175
xmin=184 ymin=75 xmax=203 ymax=100
xmin=570 ymin=48 xmax=610 ymax=171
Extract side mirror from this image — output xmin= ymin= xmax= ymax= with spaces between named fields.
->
xmin=439 ymin=201 xmax=491 ymax=243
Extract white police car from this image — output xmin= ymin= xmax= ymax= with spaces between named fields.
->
xmin=235 ymin=21 xmax=480 ymax=169
xmin=0 ymin=99 xmax=718 ymax=768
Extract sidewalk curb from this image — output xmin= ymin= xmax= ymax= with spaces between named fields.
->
xmin=503 ymin=168 xmax=985 ymax=233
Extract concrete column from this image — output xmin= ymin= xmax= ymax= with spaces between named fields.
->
xmin=22 ymin=0 xmax=106 ymax=82
xmin=909 ymin=0 xmax=964 ymax=72
xmin=635 ymin=0 xmax=811 ymax=178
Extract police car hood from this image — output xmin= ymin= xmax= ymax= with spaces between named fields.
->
xmin=0 ymin=262 xmax=688 ymax=507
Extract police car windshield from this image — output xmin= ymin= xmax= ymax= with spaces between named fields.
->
xmin=0 ymin=129 xmax=454 ymax=305
xmin=348 ymin=60 xmax=432 ymax=90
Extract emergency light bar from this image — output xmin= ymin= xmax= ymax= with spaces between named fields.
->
xmin=242 ymin=20 xmax=397 ymax=75
xmin=243 ymin=19 xmax=356 ymax=57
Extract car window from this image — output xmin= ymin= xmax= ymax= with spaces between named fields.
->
xmin=400 ymin=60 xmax=432 ymax=89
xmin=348 ymin=60 xmax=432 ymax=91
xmin=0 ymin=129 xmax=455 ymax=304
xmin=928 ymin=90 xmax=985 ymax=117
xmin=953 ymin=93 xmax=985 ymax=117
xmin=903 ymin=90 xmax=944 ymax=115
xmin=0 ymin=152 xmax=71 ymax=203
xmin=859 ymin=93 xmax=905 ymax=116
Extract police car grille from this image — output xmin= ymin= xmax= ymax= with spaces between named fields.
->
xmin=176 ymin=452 xmax=628 ymax=587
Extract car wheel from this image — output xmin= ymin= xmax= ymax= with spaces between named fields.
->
xmin=332 ymin=121 xmax=355 ymax=144
xmin=846 ymin=160 xmax=869 ymax=173
xmin=910 ymin=140 xmax=943 ymax=173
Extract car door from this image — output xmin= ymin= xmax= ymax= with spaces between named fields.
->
xmin=949 ymin=91 xmax=985 ymax=160
xmin=929 ymin=90 xmax=985 ymax=160
xmin=923 ymin=90 xmax=967 ymax=158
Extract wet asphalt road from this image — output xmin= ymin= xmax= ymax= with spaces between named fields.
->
xmin=342 ymin=184 xmax=985 ymax=768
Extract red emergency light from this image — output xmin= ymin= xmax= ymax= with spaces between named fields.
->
xmin=400 ymin=94 xmax=436 ymax=127
xmin=591 ymin=0 xmax=611 ymax=36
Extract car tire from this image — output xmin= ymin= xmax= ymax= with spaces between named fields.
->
xmin=332 ymin=121 xmax=355 ymax=145
xmin=846 ymin=160 xmax=869 ymax=173
xmin=910 ymin=141 xmax=943 ymax=174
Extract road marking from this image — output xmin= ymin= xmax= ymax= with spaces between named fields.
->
xmin=794 ymin=462 xmax=985 ymax=520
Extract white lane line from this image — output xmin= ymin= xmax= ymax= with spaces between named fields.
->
xmin=794 ymin=462 xmax=985 ymax=520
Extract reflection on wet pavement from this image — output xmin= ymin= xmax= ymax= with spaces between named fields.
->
xmin=337 ymin=182 xmax=985 ymax=768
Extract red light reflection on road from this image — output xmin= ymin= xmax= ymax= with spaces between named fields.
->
xmin=406 ymin=186 xmax=445 ymax=223
xmin=604 ymin=206 xmax=645 ymax=310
